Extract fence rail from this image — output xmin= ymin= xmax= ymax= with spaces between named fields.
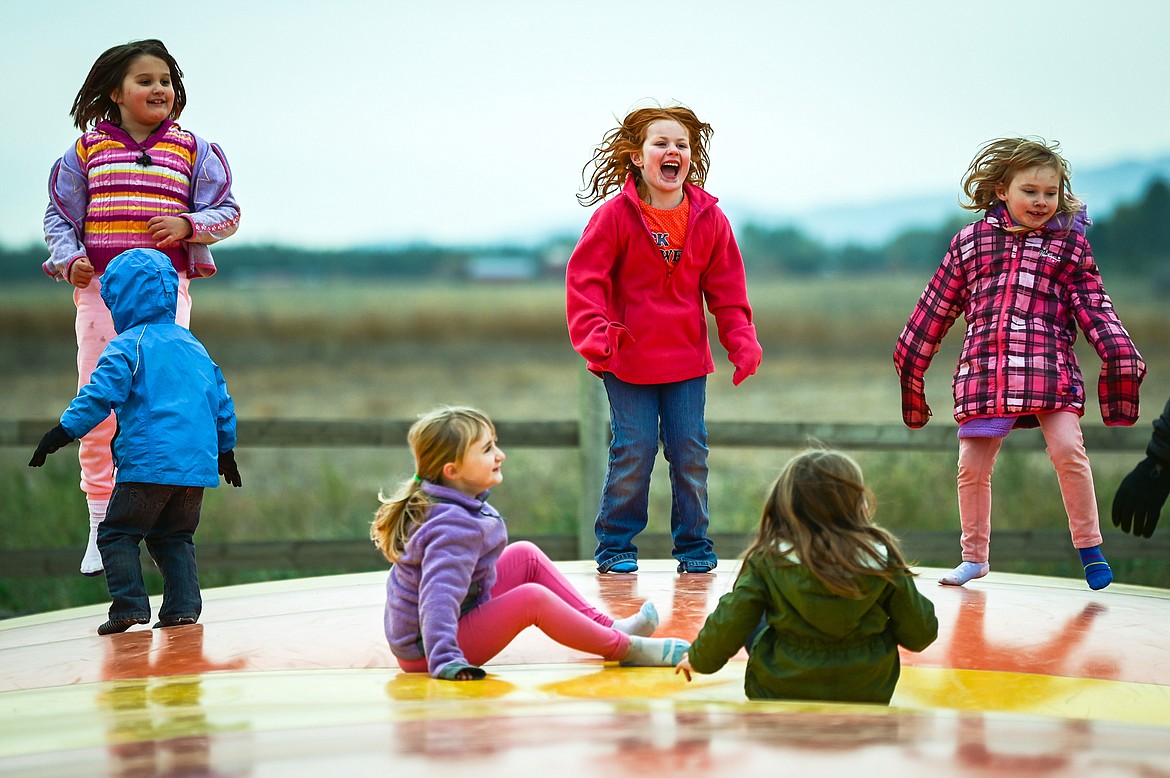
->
xmin=0 ymin=418 xmax=1153 ymax=451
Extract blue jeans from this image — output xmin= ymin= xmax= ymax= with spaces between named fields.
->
xmin=99 ymin=482 xmax=204 ymax=623
xmin=595 ymin=374 xmax=716 ymax=572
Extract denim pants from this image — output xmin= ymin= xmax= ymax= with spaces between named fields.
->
xmin=595 ymin=373 xmax=715 ymax=572
xmin=99 ymin=482 xmax=204 ymax=622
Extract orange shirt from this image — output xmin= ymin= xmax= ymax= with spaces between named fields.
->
xmin=638 ymin=194 xmax=689 ymax=266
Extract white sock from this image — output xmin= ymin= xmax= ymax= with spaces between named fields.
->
xmin=938 ymin=561 xmax=989 ymax=587
xmin=81 ymin=498 xmax=108 ymax=576
xmin=612 ymin=601 xmax=659 ymax=637
xmin=621 ymin=636 xmax=690 ymax=667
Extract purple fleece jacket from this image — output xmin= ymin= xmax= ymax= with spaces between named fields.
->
xmin=383 ymin=482 xmax=507 ymax=678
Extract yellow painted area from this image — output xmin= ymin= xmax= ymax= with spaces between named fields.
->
xmin=2 ymin=661 xmax=1168 ymax=760
xmin=894 ymin=665 xmax=1170 ymax=726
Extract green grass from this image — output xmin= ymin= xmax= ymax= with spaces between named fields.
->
xmin=3 ymin=274 xmax=1168 ymax=616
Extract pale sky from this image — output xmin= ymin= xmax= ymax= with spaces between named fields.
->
xmin=3 ymin=0 xmax=1169 ymax=250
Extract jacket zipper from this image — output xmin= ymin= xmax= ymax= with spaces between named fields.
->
xmin=992 ymin=234 xmax=1022 ymax=414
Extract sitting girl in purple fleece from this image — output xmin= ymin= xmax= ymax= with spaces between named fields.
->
xmin=373 ymin=406 xmax=690 ymax=680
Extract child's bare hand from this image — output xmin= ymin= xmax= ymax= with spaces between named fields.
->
xmin=67 ymin=257 xmax=95 ymax=288
xmin=148 ymin=215 xmax=193 ymax=247
xmin=674 ymin=653 xmax=694 ymax=682
xmin=453 ymin=669 xmax=477 ymax=681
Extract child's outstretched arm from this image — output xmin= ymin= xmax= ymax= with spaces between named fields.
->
xmin=1067 ymin=247 xmax=1146 ymax=426
xmin=29 ymin=340 xmax=136 ymax=467
xmin=893 ymin=237 xmax=967 ymax=428
xmin=674 ymin=652 xmax=695 ymax=681
xmin=684 ymin=566 xmax=768 ymax=678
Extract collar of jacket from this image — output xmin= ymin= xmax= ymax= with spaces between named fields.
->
xmin=94 ymin=118 xmax=176 ymax=147
xmin=986 ymin=202 xmax=1089 ymax=236
xmin=619 ymin=175 xmax=716 ymax=216
xmin=420 ymin=481 xmax=501 ymax=518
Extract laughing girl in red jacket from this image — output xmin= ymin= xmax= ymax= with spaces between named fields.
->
xmin=894 ymin=138 xmax=1145 ymax=589
xmin=566 ymin=104 xmax=763 ymax=575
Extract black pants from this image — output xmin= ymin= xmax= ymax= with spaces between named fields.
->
xmin=99 ymin=482 xmax=204 ymax=622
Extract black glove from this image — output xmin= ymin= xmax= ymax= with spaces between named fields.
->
xmin=1111 ymin=456 xmax=1169 ymax=538
xmin=28 ymin=424 xmax=74 ymax=468
xmin=218 ymin=449 xmax=242 ymax=487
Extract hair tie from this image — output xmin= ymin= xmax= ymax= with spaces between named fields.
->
xmin=412 ymin=474 xmax=423 ymax=483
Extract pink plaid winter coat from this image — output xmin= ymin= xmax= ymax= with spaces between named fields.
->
xmin=893 ymin=207 xmax=1145 ymax=429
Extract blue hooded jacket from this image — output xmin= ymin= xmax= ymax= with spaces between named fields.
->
xmin=60 ymin=248 xmax=236 ymax=487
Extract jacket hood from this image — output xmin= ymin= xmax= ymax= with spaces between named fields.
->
xmin=100 ymin=248 xmax=179 ymax=334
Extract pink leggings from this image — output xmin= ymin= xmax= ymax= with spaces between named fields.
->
xmin=395 ymin=541 xmax=630 ymax=672
xmin=74 ymin=272 xmax=191 ymax=499
xmin=957 ymin=411 xmax=1102 ymax=563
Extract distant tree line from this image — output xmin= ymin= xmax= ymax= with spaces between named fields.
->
xmin=5 ymin=179 xmax=1167 ymax=284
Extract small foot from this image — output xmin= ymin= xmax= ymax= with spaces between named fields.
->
xmin=938 ymin=561 xmax=989 ymax=587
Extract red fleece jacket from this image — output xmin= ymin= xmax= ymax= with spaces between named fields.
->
xmin=566 ymin=177 xmax=761 ymax=385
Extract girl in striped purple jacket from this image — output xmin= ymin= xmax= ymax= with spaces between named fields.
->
xmin=894 ymin=138 xmax=1145 ymax=590
xmin=42 ymin=39 xmax=240 ymax=577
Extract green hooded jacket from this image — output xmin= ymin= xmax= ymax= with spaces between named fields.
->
xmin=687 ymin=545 xmax=938 ymax=703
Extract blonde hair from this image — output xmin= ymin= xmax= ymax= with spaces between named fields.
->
xmin=578 ymin=102 xmax=713 ymax=207
xmin=740 ymin=448 xmax=914 ymax=598
xmin=370 ymin=406 xmax=496 ymax=563
xmin=961 ymin=137 xmax=1082 ymax=216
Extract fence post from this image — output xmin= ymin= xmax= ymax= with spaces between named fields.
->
xmin=577 ymin=367 xmax=609 ymax=559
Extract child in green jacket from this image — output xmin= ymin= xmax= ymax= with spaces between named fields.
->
xmin=675 ymin=448 xmax=938 ymax=704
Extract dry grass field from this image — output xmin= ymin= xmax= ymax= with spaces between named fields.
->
xmin=3 ymin=273 xmax=1168 ymax=614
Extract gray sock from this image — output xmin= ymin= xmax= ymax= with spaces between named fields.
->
xmin=938 ymin=561 xmax=989 ymax=586
xmin=612 ymin=601 xmax=659 ymax=637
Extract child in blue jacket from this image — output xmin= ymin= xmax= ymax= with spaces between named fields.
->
xmin=29 ymin=247 xmax=241 ymax=635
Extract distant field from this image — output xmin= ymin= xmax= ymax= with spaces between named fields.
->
xmin=3 ymin=274 xmax=1168 ymax=614
xmin=7 ymin=274 xmax=1166 ymax=421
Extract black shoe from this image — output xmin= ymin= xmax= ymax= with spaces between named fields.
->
xmin=98 ymin=618 xmax=148 ymax=635
xmin=677 ymin=561 xmax=717 ymax=573
xmin=153 ymin=617 xmax=198 ymax=629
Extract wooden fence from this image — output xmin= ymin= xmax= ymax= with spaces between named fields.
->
xmin=3 ymin=372 xmax=1165 ymax=578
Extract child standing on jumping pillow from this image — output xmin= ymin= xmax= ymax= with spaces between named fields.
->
xmin=374 ymin=406 xmax=689 ymax=681
xmin=894 ymin=137 xmax=1145 ymax=589
xmin=566 ymin=103 xmax=763 ymax=575
xmin=43 ymin=39 xmax=240 ymax=576
xmin=28 ymin=248 xmax=241 ymax=636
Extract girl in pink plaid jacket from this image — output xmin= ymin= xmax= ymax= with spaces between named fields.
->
xmin=894 ymin=138 xmax=1145 ymax=590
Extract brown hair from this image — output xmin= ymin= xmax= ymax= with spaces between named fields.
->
xmin=740 ymin=448 xmax=914 ymax=598
xmin=370 ymin=406 xmax=495 ymax=563
xmin=960 ymin=137 xmax=1081 ymax=216
xmin=70 ymin=39 xmax=187 ymax=131
xmin=578 ymin=103 xmax=713 ymax=206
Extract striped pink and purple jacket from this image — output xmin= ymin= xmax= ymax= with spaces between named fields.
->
xmin=893 ymin=206 xmax=1145 ymax=429
xmin=42 ymin=120 xmax=239 ymax=281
